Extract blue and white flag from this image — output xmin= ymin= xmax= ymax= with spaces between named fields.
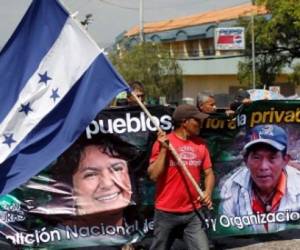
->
xmin=0 ymin=0 xmax=130 ymax=194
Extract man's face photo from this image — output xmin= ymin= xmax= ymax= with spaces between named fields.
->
xmin=245 ymin=144 xmax=289 ymax=194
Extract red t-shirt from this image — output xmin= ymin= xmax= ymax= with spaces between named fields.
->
xmin=150 ymin=132 xmax=212 ymax=213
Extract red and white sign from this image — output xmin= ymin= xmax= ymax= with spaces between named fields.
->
xmin=215 ymin=27 xmax=245 ymax=50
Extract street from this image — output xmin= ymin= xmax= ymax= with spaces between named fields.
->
xmin=213 ymin=229 xmax=300 ymax=250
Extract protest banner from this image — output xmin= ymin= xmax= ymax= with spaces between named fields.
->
xmin=0 ymin=102 xmax=300 ymax=249
xmin=203 ymin=100 xmax=300 ymax=236
xmin=0 ymin=105 xmax=173 ymax=249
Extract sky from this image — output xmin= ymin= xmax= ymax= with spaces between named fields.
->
xmin=0 ymin=0 xmax=249 ymax=49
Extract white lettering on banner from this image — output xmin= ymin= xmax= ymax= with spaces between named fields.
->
xmin=237 ymin=114 xmax=247 ymax=127
xmin=6 ymin=228 xmax=61 ymax=245
xmin=86 ymin=112 xmax=172 ymax=138
xmin=6 ymin=219 xmax=153 ymax=245
xmin=204 ymin=218 xmax=217 ymax=232
xmin=0 ymin=203 xmax=25 ymax=222
xmin=219 ymin=210 xmax=300 ymax=229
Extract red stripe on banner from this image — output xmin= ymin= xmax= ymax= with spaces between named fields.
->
xmin=217 ymin=35 xmax=234 ymax=44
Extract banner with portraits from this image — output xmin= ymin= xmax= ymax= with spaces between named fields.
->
xmin=1 ymin=101 xmax=300 ymax=249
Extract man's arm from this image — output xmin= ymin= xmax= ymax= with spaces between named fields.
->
xmin=202 ymin=167 xmax=215 ymax=208
xmin=147 ymin=131 xmax=169 ymax=182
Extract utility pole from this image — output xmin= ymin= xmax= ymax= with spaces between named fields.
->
xmin=251 ymin=0 xmax=256 ymax=89
xmin=139 ymin=0 xmax=144 ymax=43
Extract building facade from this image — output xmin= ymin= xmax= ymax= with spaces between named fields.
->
xmin=115 ymin=3 xmax=297 ymax=107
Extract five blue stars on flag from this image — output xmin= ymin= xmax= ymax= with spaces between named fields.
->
xmin=2 ymin=70 xmax=60 ymax=148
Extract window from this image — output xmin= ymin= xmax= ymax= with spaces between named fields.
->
xmin=186 ymin=40 xmax=200 ymax=57
xmin=200 ymin=38 xmax=215 ymax=56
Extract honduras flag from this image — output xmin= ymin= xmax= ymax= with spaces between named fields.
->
xmin=0 ymin=0 xmax=130 ymax=194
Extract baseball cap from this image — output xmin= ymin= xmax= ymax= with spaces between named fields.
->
xmin=172 ymin=104 xmax=209 ymax=122
xmin=244 ymin=124 xmax=287 ymax=151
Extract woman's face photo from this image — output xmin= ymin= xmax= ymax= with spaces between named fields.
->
xmin=73 ymin=145 xmax=132 ymax=215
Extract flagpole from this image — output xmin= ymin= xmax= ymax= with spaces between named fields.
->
xmin=251 ymin=0 xmax=256 ymax=89
xmin=130 ymin=92 xmax=207 ymax=202
xmin=139 ymin=0 xmax=144 ymax=43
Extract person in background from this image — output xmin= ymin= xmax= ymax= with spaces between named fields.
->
xmin=115 ymin=91 xmax=129 ymax=107
xmin=148 ymin=104 xmax=215 ymax=250
xmin=196 ymin=91 xmax=216 ymax=114
xmin=219 ymin=124 xmax=300 ymax=233
xmin=127 ymin=81 xmax=145 ymax=105
xmin=224 ymin=89 xmax=252 ymax=117
xmin=229 ymin=89 xmax=252 ymax=112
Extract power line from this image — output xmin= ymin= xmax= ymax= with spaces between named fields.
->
xmin=98 ymin=0 xmax=138 ymax=10
xmin=144 ymin=0 xmax=212 ymax=10
xmin=63 ymin=0 xmax=93 ymax=13
xmin=97 ymin=0 xmax=250 ymax=11
xmin=98 ymin=0 xmax=209 ymax=11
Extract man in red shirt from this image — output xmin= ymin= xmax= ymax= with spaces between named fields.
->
xmin=148 ymin=104 xmax=215 ymax=250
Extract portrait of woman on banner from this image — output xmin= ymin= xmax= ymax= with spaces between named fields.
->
xmin=52 ymin=134 xmax=139 ymax=226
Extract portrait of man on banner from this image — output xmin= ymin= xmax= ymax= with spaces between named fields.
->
xmin=219 ymin=124 xmax=300 ymax=233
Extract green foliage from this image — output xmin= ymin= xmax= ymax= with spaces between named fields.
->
xmin=256 ymin=0 xmax=300 ymax=58
xmin=238 ymin=61 xmax=260 ymax=88
xmin=238 ymin=0 xmax=300 ymax=88
xmin=109 ymin=42 xmax=182 ymax=103
xmin=288 ymin=63 xmax=300 ymax=86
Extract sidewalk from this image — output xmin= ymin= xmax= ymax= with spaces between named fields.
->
xmin=230 ymin=239 xmax=300 ymax=250
xmin=136 ymin=229 xmax=300 ymax=249
xmin=212 ymin=229 xmax=300 ymax=250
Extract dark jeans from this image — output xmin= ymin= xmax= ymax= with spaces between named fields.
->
xmin=150 ymin=209 xmax=209 ymax=250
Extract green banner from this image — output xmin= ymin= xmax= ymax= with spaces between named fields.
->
xmin=204 ymin=100 xmax=300 ymax=236
xmin=1 ymin=101 xmax=300 ymax=249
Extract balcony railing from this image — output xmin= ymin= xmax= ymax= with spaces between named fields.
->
xmin=164 ymin=48 xmax=243 ymax=60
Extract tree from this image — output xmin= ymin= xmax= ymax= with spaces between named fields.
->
xmin=257 ymin=0 xmax=300 ymax=59
xmin=109 ymin=42 xmax=182 ymax=104
xmin=238 ymin=0 xmax=300 ymax=88
xmin=288 ymin=63 xmax=300 ymax=86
